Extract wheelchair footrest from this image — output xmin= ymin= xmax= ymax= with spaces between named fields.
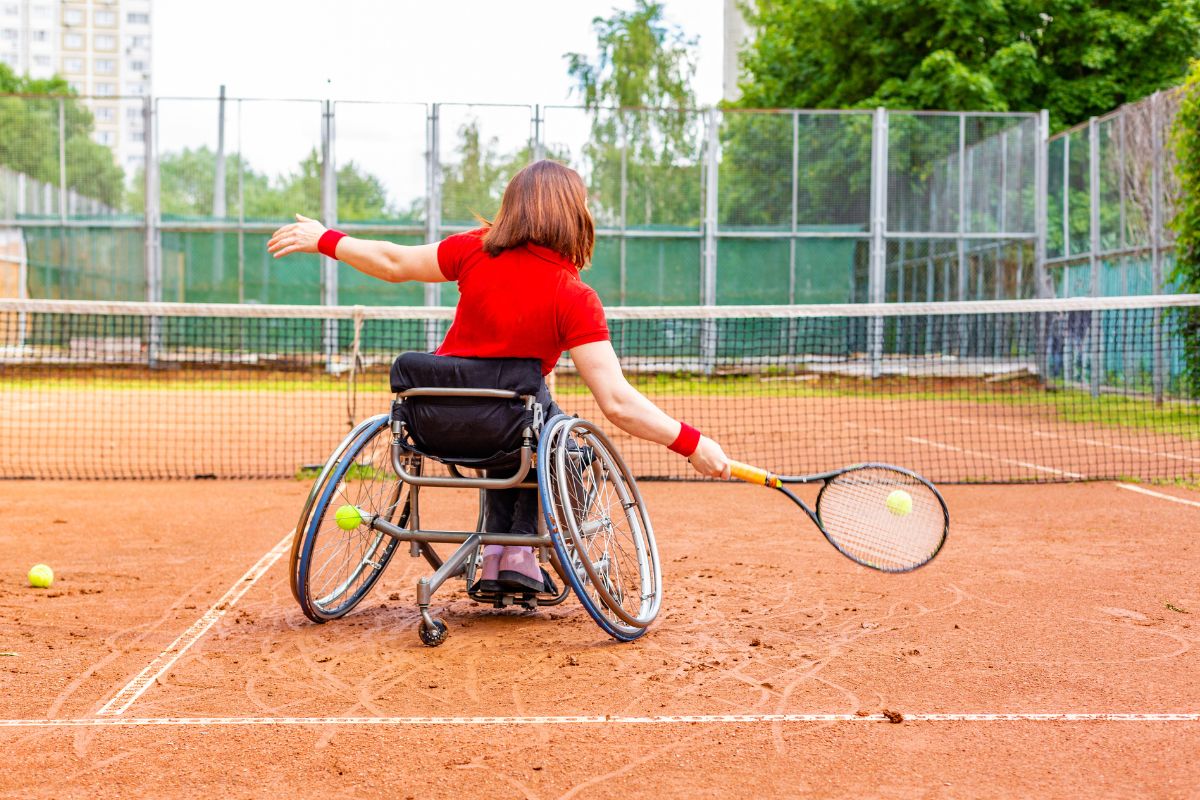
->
xmin=467 ymin=588 xmax=543 ymax=610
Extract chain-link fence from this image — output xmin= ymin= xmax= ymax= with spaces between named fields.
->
xmin=12 ymin=92 xmax=1190 ymax=312
xmin=1046 ymin=90 xmax=1181 ymax=298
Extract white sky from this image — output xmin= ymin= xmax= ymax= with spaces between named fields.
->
xmin=151 ymin=1 xmax=726 ymax=207
xmin=153 ymin=0 xmax=725 ymax=105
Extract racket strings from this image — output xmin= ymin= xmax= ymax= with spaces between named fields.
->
xmin=815 ymin=468 xmax=946 ymax=571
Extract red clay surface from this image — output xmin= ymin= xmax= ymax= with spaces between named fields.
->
xmin=1 ymin=479 xmax=1198 ymax=798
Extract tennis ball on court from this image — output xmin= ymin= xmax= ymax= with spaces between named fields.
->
xmin=334 ymin=504 xmax=363 ymax=531
xmin=28 ymin=564 xmax=54 ymax=589
xmin=885 ymin=490 xmax=913 ymax=517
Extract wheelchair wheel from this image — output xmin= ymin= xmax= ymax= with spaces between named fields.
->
xmin=292 ymin=414 xmax=418 ymax=623
xmin=538 ymin=415 xmax=661 ymax=641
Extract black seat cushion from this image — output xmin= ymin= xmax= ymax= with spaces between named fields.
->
xmin=390 ymin=352 xmax=542 ymax=464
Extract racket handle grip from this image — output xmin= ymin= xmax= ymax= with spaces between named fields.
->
xmin=729 ymin=460 xmax=781 ymax=488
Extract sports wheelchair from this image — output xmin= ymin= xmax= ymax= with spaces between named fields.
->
xmin=289 ymin=352 xmax=662 ymax=646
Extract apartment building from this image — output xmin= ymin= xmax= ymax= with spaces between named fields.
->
xmin=0 ymin=0 xmax=152 ymax=175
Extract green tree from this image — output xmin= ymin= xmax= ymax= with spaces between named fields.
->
xmin=0 ymin=64 xmax=124 ymax=208
xmin=425 ymin=119 xmax=569 ymax=227
xmin=130 ymin=145 xmax=392 ymax=222
xmin=1169 ymin=61 xmax=1200 ymax=394
xmin=565 ymin=0 xmax=702 ymax=228
xmin=737 ymin=0 xmax=1200 ymax=130
xmin=438 ymin=120 xmax=515 ymax=225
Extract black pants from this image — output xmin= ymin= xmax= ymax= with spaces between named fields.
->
xmin=484 ymin=381 xmax=563 ymax=536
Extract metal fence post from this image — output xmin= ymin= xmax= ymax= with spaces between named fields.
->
xmin=1088 ymin=116 xmax=1102 ymax=397
xmin=1150 ymin=91 xmax=1164 ymax=403
xmin=532 ymin=104 xmax=544 ymax=161
xmin=788 ymin=110 xmax=799 ymax=355
xmin=236 ymin=98 xmax=245 ymax=305
xmin=143 ymin=95 xmax=162 ymax=365
xmin=213 ymin=85 xmax=227 ymax=298
xmin=789 ymin=110 xmax=799 ymax=305
xmin=1034 ymin=109 xmax=1049 ymax=299
xmin=1033 ymin=110 xmax=1052 ymax=385
xmin=57 ymin=98 xmax=66 ymax=223
xmin=700 ymin=108 xmax=720 ymax=372
xmin=619 ymin=112 xmax=628 ymax=306
xmin=320 ymin=99 xmax=338 ymax=370
xmin=955 ymin=115 xmax=964 ymax=307
xmin=868 ymin=107 xmax=888 ymax=377
xmin=424 ymin=103 xmax=443 ymax=350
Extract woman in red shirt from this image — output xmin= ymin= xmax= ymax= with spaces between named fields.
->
xmin=269 ymin=160 xmax=729 ymax=593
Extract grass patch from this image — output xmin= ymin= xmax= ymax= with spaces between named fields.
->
xmin=294 ymin=463 xmax=396 ymax=483
xmin=6 ymin=369 xmax=1198 ymax=439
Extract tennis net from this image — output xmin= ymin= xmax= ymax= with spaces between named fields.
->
xmin=1 ymin=296 xmax=1197 ymax=482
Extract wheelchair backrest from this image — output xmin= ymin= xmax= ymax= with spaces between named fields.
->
xmin=390 ymin=353 xmax=543 ymax=464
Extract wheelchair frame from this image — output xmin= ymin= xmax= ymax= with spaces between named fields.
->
xmin=290 ymin=383 xmax=661 ymax=647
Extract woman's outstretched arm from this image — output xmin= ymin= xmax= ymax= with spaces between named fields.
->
xmin=571 ymin=340 xmax=730 ymax=479
xmin=267 ymin=214 xmax=445 ymax=283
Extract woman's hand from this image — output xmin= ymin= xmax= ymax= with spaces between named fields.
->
xmin=267 ymin=214 xmax=327 ymax=259
xmin=688 ymin=435 xmax=730 ymax=479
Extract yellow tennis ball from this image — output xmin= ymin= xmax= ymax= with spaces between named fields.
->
xmin=28 ymin=564 xmax=54 ymax=589
xmin=885 ymin=489 xmax=913 ymax=517
xmin=334 ymin=504 xmax=363 ymax=531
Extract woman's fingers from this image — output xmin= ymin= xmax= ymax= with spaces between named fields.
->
xmin=268 ymin=215 xmax=323 ymax=258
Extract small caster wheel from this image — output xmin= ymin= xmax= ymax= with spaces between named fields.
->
xmin=418 ymin=619 xmax=448 ymax=647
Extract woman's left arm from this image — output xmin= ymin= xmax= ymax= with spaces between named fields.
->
xmin=267 ymin=214 xmax=445 ymax=283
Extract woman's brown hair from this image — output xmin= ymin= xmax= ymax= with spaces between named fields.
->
xmin=481 ymin=160 xmax=595 ymax=269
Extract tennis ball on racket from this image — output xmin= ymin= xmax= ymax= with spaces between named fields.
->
xmin=885 ymin=490 xmax=913 ymax=517
xmin=334 ymin=504 xmax=363 ymax=531
xmin=27 ymin=564 xmax=54 ymax=589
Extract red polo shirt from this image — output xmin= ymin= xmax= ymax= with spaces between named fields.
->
xmin=435 ymin=229 xmax=609 ymax=375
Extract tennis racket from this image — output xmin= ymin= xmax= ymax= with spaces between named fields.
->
xmin=729 ymin=461 xmax=948 ymax=572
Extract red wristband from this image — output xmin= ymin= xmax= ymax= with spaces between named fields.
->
xmin=668 ymin=422 xmax=701 ymax=457
xmin=317 ymin=229 xmax=346 ymax=259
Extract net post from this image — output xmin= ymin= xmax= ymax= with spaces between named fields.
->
xmin=1088 ymin=116 xmax=1102 ymax=398
xmin=143 ymin=94 xmax=162 ymax=367
xmin=868 ymin=107 xmax=888 ymax=378
xmin=700 ymin=107 xmax=720 ymax=373
xmin=320 ymin=99 xmax=339 ymax=373
xmin=424 ymin=103 xmax=443 ymax=351
xmin=1150 ymin=91 xmax=1165 ymax=405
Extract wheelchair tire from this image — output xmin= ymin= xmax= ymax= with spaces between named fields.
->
xmin=538 ymin=415 xmax=662 ymax=642
xmin=293 ymin=414 xmax=417 ymax=623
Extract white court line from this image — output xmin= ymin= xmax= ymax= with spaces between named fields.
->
xmin=1115 ymin=483 xmax=1200 ymax=509
xmin=947 ymin=416 xmax=1200 ymax=465
xmin=2 ymin=713 xmax=1199 ymax=729
xmin=94 ymin=530 xmax=294 ymax=717
xmin=846 ymin=422 xmax=1085 ymax=479
xmin=905 ymin=436 xmax=1085 ymax=479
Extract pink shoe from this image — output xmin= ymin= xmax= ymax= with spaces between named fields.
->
xmin=498 ymin=546 xmax=546 ymax=593
xmin=471 ymin=544 xmax=504 ymax=593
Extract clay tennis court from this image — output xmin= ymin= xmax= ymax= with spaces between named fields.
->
xmin=4 ymin=381 xmax=1195 ymax=482
xmin=2 ymin=474 xmax=1198 ymax=798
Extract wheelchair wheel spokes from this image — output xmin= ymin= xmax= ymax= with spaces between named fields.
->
xmin=570 ymin=439 xmax=651 ymax=621
xmin=296 ymin=416 xmax=415 ymax=622
xmin=544 ymin=417 xmax=661 ymax=640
